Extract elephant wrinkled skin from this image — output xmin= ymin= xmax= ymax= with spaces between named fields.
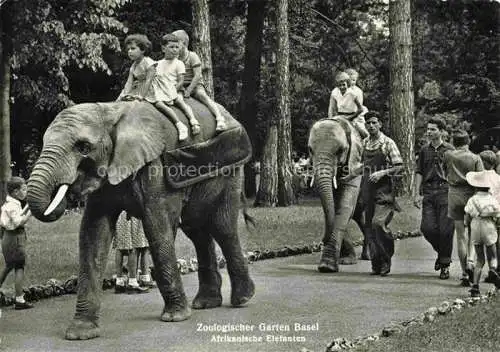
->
xmin=27 ymin=101 xmax=255 ymax=340
xmin=308 ymin=117 xmax=366 ymax=272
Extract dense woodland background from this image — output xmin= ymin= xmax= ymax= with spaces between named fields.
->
xmin=0 ymin=0 xmax=499 ymax=202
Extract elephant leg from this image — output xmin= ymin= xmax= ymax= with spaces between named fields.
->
xmin=208 ymin=177 xmax=255 ymax=307
xmin=182 ymin=227 xmax=222 ymax=309
xmin=352 ymin=204 xmax=370 ymax=260
xmin=336 ymin=180 xmax=361 ymax=266
xmin=65 ymin=198 xmax=116 ymax=340
xmin=140 ymin=164 xmax=191 ymax=322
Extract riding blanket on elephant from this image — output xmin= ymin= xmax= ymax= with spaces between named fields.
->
xmin=118 ymin=99 xmax=252 ymax=188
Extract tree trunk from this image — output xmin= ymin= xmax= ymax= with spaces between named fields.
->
xmin=255 ymin=123 xmax=278 ymax=207
xmin=275 ymin=0 xmax=295 ymax=206
xmin=239 ymin=0 xmax=266 ymax=198
xmin=0 ymin=2 xmax=13 ymax=203
xmin=389 ymin=0 xmax=415 ymax=195
xmin=190 ymin=0 xmax=214 ymax=98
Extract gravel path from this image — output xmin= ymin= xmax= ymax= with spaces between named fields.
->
xmin=0 ymin=237 xmax=483 ymax=352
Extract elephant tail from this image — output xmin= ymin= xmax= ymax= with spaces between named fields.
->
xmin=240 ymin=191 xmax=256 ymax=230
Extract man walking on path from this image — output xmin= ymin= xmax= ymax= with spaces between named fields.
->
xmin=444 ymin=129 xmax=484 ymax=286
xmin=357 ymin=113 xmax=404 ymax=276
xmin=414 ymin=117 xmax=455 ymax=279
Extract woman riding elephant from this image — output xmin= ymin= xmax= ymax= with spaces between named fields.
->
xmin=26 ymin=100 xmax=255 ymax=340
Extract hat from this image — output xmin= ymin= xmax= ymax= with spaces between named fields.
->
xmin=465 ymin=170 xmax=500 ymax=188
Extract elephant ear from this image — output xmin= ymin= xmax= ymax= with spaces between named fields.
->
xmin=107 ymin=102 xmax=166 ymax=185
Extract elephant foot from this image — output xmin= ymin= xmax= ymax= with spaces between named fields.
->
xmin=339 ymin=256 xmax=357 ymax=265
xmin=161 ymin=304 xmax=192 ymax=322
xmin=359 ymin=250 xmax=371 ymax=261
xmin=318 ymin=260 xmax=339 ymax=273
xmin=65 ymin=319 xmax=100 ymax=340
xmin=192 ymin=289 xmax=223 ymax=309
xmin=231 ymin=277 xmax=255 ymax=307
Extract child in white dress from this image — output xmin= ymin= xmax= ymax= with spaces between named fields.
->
xmin=145 ymin=34 xmax=200 ymax=141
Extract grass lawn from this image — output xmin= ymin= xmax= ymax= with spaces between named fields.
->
xmin=353 ymin=295 xmax=500 ymax=352
xmin=0 ymin=196 xmax=420 ymax=286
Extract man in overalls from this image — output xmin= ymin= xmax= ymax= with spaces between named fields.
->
xmin=359 ymin=114 xmax=404 ymax=276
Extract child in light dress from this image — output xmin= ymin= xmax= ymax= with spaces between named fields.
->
xmin=117 ymin=34 xmax=156 ymax=101
xmin=145 ymin=34 xmax=200 ymax=141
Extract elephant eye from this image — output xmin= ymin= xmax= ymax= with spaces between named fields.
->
xmin=75 ymin=141 xmax=92 ymax=156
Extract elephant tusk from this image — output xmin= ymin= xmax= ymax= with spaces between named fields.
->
xmin=309 ymin=175 xmax=315 ymax=188
xmin=44 ymin=184 xmax=69 ymax=216
xmin=333 ymin=176 xmax=337 ymax=189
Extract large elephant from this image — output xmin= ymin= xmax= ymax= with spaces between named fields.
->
xmin=308 ymin=117 xmax=366 ymax=272
xmin=27 ymin=100 xmax=255 ymax=340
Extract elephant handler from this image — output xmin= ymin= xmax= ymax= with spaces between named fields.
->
xmin=354 ymin=113 xmax=404 ymax=276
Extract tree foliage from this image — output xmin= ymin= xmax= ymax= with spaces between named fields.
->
xmin=5 ymin=0 xmax=499 ymax=178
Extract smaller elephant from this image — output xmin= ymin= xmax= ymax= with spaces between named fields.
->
xmin=308 ymin=117 xmax=364 ymax=272
xmin=27 ymin=101 xmax=255 ymax=340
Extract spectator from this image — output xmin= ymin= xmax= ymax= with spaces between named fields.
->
xmin=414 ymin=117 xmax=455 ymax=280
xmin=444 ymin=130 xmax=484 ymax=286
xmin=464 ymin=170 xmax=500 ymax=297
xmin=113 ymin=212 xmax=149 ymax=294
xmin=0 ymin=177 xmax=34 ymax=309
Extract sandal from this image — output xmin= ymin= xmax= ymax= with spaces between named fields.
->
xmin=189 ymin=119 xmax=201 ymax=136
xmin=215 ymin=118 xmax=227 ymax=132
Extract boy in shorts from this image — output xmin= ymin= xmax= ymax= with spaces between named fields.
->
xmin=464 ymin=170 xmax=500 ymax=296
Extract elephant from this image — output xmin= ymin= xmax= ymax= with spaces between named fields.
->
xmin=26 ymin=100 xmax=255 ymax=340
xmin=308 ymin=117 xmax=368 ymax=272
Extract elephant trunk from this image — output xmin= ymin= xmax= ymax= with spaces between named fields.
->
xmin=27 ymin=147 xmax=76 ymax=222
xmin=314 ymin=158 xmax=337 ymax=245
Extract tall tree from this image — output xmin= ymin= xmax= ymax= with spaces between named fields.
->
xmin=256 ymin=123 xmax=278 ymax=206
xmin=0 ymin=0 xmax=13 ymax=203
xmin=389 ymin=0 xmax=414 ymax=195
xmin=191 ymin=0 xmax=214 ymax=98
xmin=239 ymin=0 xmax=267 ymax=197
xmin=275 ymin=0 xmax=295 ymax=205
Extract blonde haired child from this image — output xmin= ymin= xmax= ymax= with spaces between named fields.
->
xmin=145 ymin=34 xmax=200 ymax=141
xmin=328 ymin=71 xmax=368 ymax=138
xmin=171 ymin=29 xmax=227 ymax=132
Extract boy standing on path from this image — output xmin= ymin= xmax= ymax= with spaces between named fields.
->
xmin=0 ymin=177 xmax=34 ymax=309
xmin=444 ymin=130 xmax=484 ymax=286
xmin=464 ymin=170 xmax=500 ymax=296
xmin=414 ymin=117 xmax=455 ymax=280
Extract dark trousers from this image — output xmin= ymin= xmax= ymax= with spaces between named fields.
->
xmin=421 ymin=187 xmax=455 ymax=266
xmin=366 ymin=204 xmax=395 ymax=271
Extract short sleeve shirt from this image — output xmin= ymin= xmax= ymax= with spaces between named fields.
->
xmin=350 ymin=85 xmax=364 ymax=106
xmin=362 ymin=132 xmax=403 ymax=166
xmin=331 ymin=87 xmax=358 ymax=114
xmin=444 ymin=147 xmax=484 ymax=187
xmin=0 ymin=196 xmax=26 ymax=231
xmin=179 ymin=50 xmax=202 ymax=86
xmin=416 ymin=142 xmax=454 ymax=185
xmin=464 ymin=192 xmax=500 ymax=218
